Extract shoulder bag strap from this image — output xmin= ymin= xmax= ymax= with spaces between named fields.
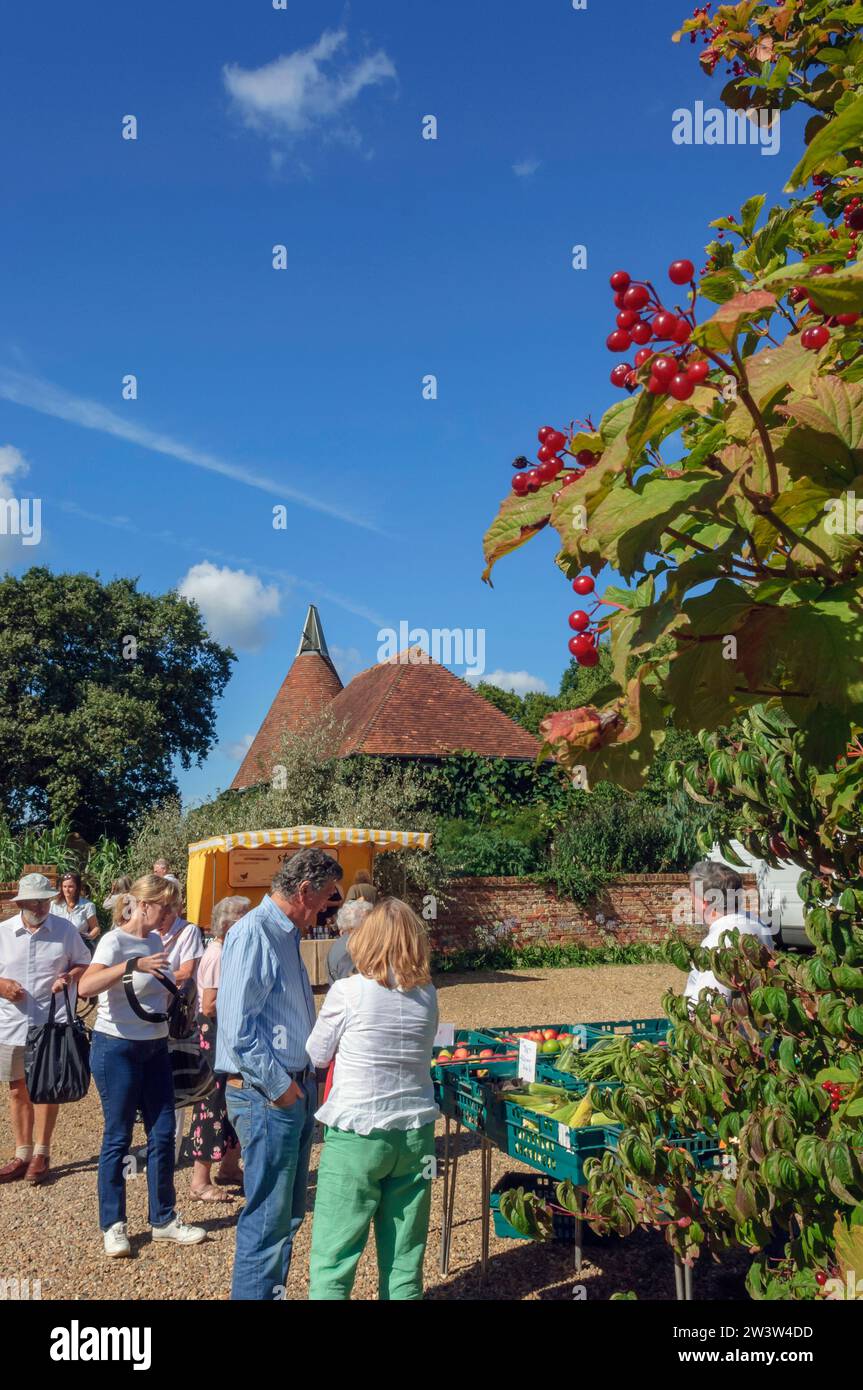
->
xmin=122 ymin=958 xmax=176 ymax=1023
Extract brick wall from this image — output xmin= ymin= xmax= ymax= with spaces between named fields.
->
xmin=431 ymin=873 xmax=757 ymax=953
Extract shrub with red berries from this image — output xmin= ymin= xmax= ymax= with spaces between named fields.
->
xmin=482 ymin=0 xmax=863 ymax=1301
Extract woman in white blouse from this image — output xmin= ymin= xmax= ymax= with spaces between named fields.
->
xmin=306 ymin=897 xmax=439 ymax=1301
xmin=53 ymin=872 xmax=99 ymax=950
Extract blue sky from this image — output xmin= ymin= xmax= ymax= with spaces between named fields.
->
xmin=0 ymin=0 xmax=805 ymax=805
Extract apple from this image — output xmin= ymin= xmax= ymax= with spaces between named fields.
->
xmin=480 ymin=1048 xmax=495 ymax=1059
xmin=542 ymin=1029 xmax=558 ymax=1041
xmin=541 ymin=1039 xmax=561 ymax=1054
xmin=453 ymin=1047 xmax=469 ymax=1060
xmin=437 ymin=1049 xmax=452 ymax=1061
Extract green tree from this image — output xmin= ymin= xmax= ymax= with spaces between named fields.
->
xmin=0 ymin=569 xmax=234 ymax=841
xmin=471 ymin=681 xmax=524 ymax=723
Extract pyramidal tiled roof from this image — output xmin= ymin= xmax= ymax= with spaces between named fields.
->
xmin=328 ymin=647 xmax=541 ymax=759
xmin=231 ymin=606 xmax=343 ymax=789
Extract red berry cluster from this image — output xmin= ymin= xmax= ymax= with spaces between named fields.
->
xmin=795 ymin=264 xmax=860 ymax=351
xmin=511 ymin=425 xmax=600 ymax=497
xmin=810 ymin=171 xmax=862 ymax=259
xmin=820 ymin=1079 xmax=849 ymax=1113
xmin=606 ymin=262 xmax=708 ymax=399
xmin=692 ymin=4 xmax=727 ymax=74
xmin=844 ymin=196 xmax=863 ymax=235
xmin=567 ymin=575 xmax=600 ymax=667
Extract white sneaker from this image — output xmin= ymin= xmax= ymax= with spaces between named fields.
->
xmin=151 ymin=1215 xmax=206 ymax=1245
xmin=104 ymin=1222 xmax=131 ymax=1257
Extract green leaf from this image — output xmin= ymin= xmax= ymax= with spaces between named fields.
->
xmin=778 ymin=1036 xmax=797 ymax=1074
xmin=787 ymin=91 xmax=863 ymax=190
xmin=482 ymin=488 xmax=552 ymax=584
xmin=693 ymin=290 xmax=778 ymax=351
xmin=740 ymin=194 xmax=766 ymax=239
xmin=815 ymin=1067 xmax=859 ymax=1085
xmin=698 ymin=271 xmax=745 ymax=305
xmin=795 ymin=1135 xmax=824 ymax=1182
xmin=729 ymin=335 xmax=816 ymax=422
xmin=847 ymin=1005 xmax=863 ymax=1036
xmin=780 ymin=376 xmax=863 ymax=452
xmin=585 ymin=473 xmax=727 ymax=581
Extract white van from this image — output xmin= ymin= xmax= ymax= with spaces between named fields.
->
xmin=710 ymin=841 xmax=812 ymax=950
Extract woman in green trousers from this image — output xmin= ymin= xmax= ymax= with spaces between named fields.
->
xmin=306 ymin=897 xmax=439 ymax=1300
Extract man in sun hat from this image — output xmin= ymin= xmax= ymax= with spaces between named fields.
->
xmin=0 ymin=873 xmax=91 ymax=1184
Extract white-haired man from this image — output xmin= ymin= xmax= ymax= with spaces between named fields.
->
xmin=0 ymin=874 xmax=90 ymax=1184
xmin=684 ymin=859 xmax=774 ymax=1007
xmin=327 ymin=899 xmax=374 ymax=985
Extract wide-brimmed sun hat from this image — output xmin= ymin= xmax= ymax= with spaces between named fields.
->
xmin=13 ymin=872 xmax=58 ymax=902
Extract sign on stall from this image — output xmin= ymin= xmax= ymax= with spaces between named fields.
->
xmin=518 ymin=1037 xmax=538 ymax=1082
xmin=434 ymin=1023 xmax=455 ymax=1048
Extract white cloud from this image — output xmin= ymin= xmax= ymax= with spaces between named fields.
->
xmin=177 ymin=562 xmax=281 ymax=651
xmin=0 ymin=443 xmax=28 ymax=490
xmin=0 ymin=444 xmax=32 ymax=566
xmin=513 ymin=159 xmax=541 ymax=178
xmin=0 ymin=368 xmax=381 ymax=533
xmin=223 ymin=28 xmax=397 ymax=153
xmin=468 ymin=669 xmax=550 ymax=696
xmin=224 ymin=732 xmax=254 ymax=762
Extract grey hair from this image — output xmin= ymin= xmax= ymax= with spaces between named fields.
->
xmin=211 ymin=895 xmax=251 ymax=938
xmin=689 ymin=859 xmax=742 ymax=897
xmin=336 ymin=899 xmax=374 ymax=934
xmin=272 ymin=848 xmax=343 ymax=899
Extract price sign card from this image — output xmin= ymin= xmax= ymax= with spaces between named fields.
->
xmin=434 ymin=1023 xmax=455 ymax=1048
xmin=518 ymin=1038 xmax=538 ymax=1082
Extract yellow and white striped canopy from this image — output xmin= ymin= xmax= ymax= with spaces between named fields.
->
xmin=188 ymin=825 xmax=431 ymax=854
xmin=185 ymin=825 xmax=432 ymax=927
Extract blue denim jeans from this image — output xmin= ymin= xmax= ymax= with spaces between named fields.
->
xmin=225 ymin=1077 xmax=317 ymax=1301
xmin=90 ymin=1031 xmax=176 ymax=1231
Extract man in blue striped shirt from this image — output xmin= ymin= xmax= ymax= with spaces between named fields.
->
xmin=216 ymin=848 xmax=343 ymax=1300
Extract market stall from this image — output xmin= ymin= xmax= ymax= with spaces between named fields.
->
xmin=186 ymin=824 xmax=432 ymax=984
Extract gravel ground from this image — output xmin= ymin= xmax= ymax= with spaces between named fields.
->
xmin=0 ymin=964 xmax=750 ymax=1301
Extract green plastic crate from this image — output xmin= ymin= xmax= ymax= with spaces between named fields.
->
xmin=431 ymin=1031 xmax=516 ymax=1085
xmin=498 ymin=1096 xmax=619 ymax=1184
xmin=491 ymin=1173 xmax=580 ymax=1242
xmin=481 ymin=1018 xmax=671 ymax=1050
xmin=436 ymin=1070 xmax=512 ymax=1140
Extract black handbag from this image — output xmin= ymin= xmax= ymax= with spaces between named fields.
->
xmin=24 ymin=985 xmax=91 ymax=1104
xmin=122 ymin=960 xmax=216 ymax=1108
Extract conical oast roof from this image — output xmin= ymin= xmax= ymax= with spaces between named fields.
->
xmin=231 ymin=605 xmax=343 ymax=789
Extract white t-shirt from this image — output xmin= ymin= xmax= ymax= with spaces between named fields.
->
xmin=0 ymin=912 xmax=91 ymax=1045
xmin=90 ymin=928 xmax=174 ymax=1040
xmin=306 ymin=973 xmax=440 ymax=1134
xmin=684 ymin=912 xmax=775 ymax=1005
xmin=157 ymin=919 xmax=204 ymax=977
xmin=54 ymin=898 xmax=98 ymax=936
